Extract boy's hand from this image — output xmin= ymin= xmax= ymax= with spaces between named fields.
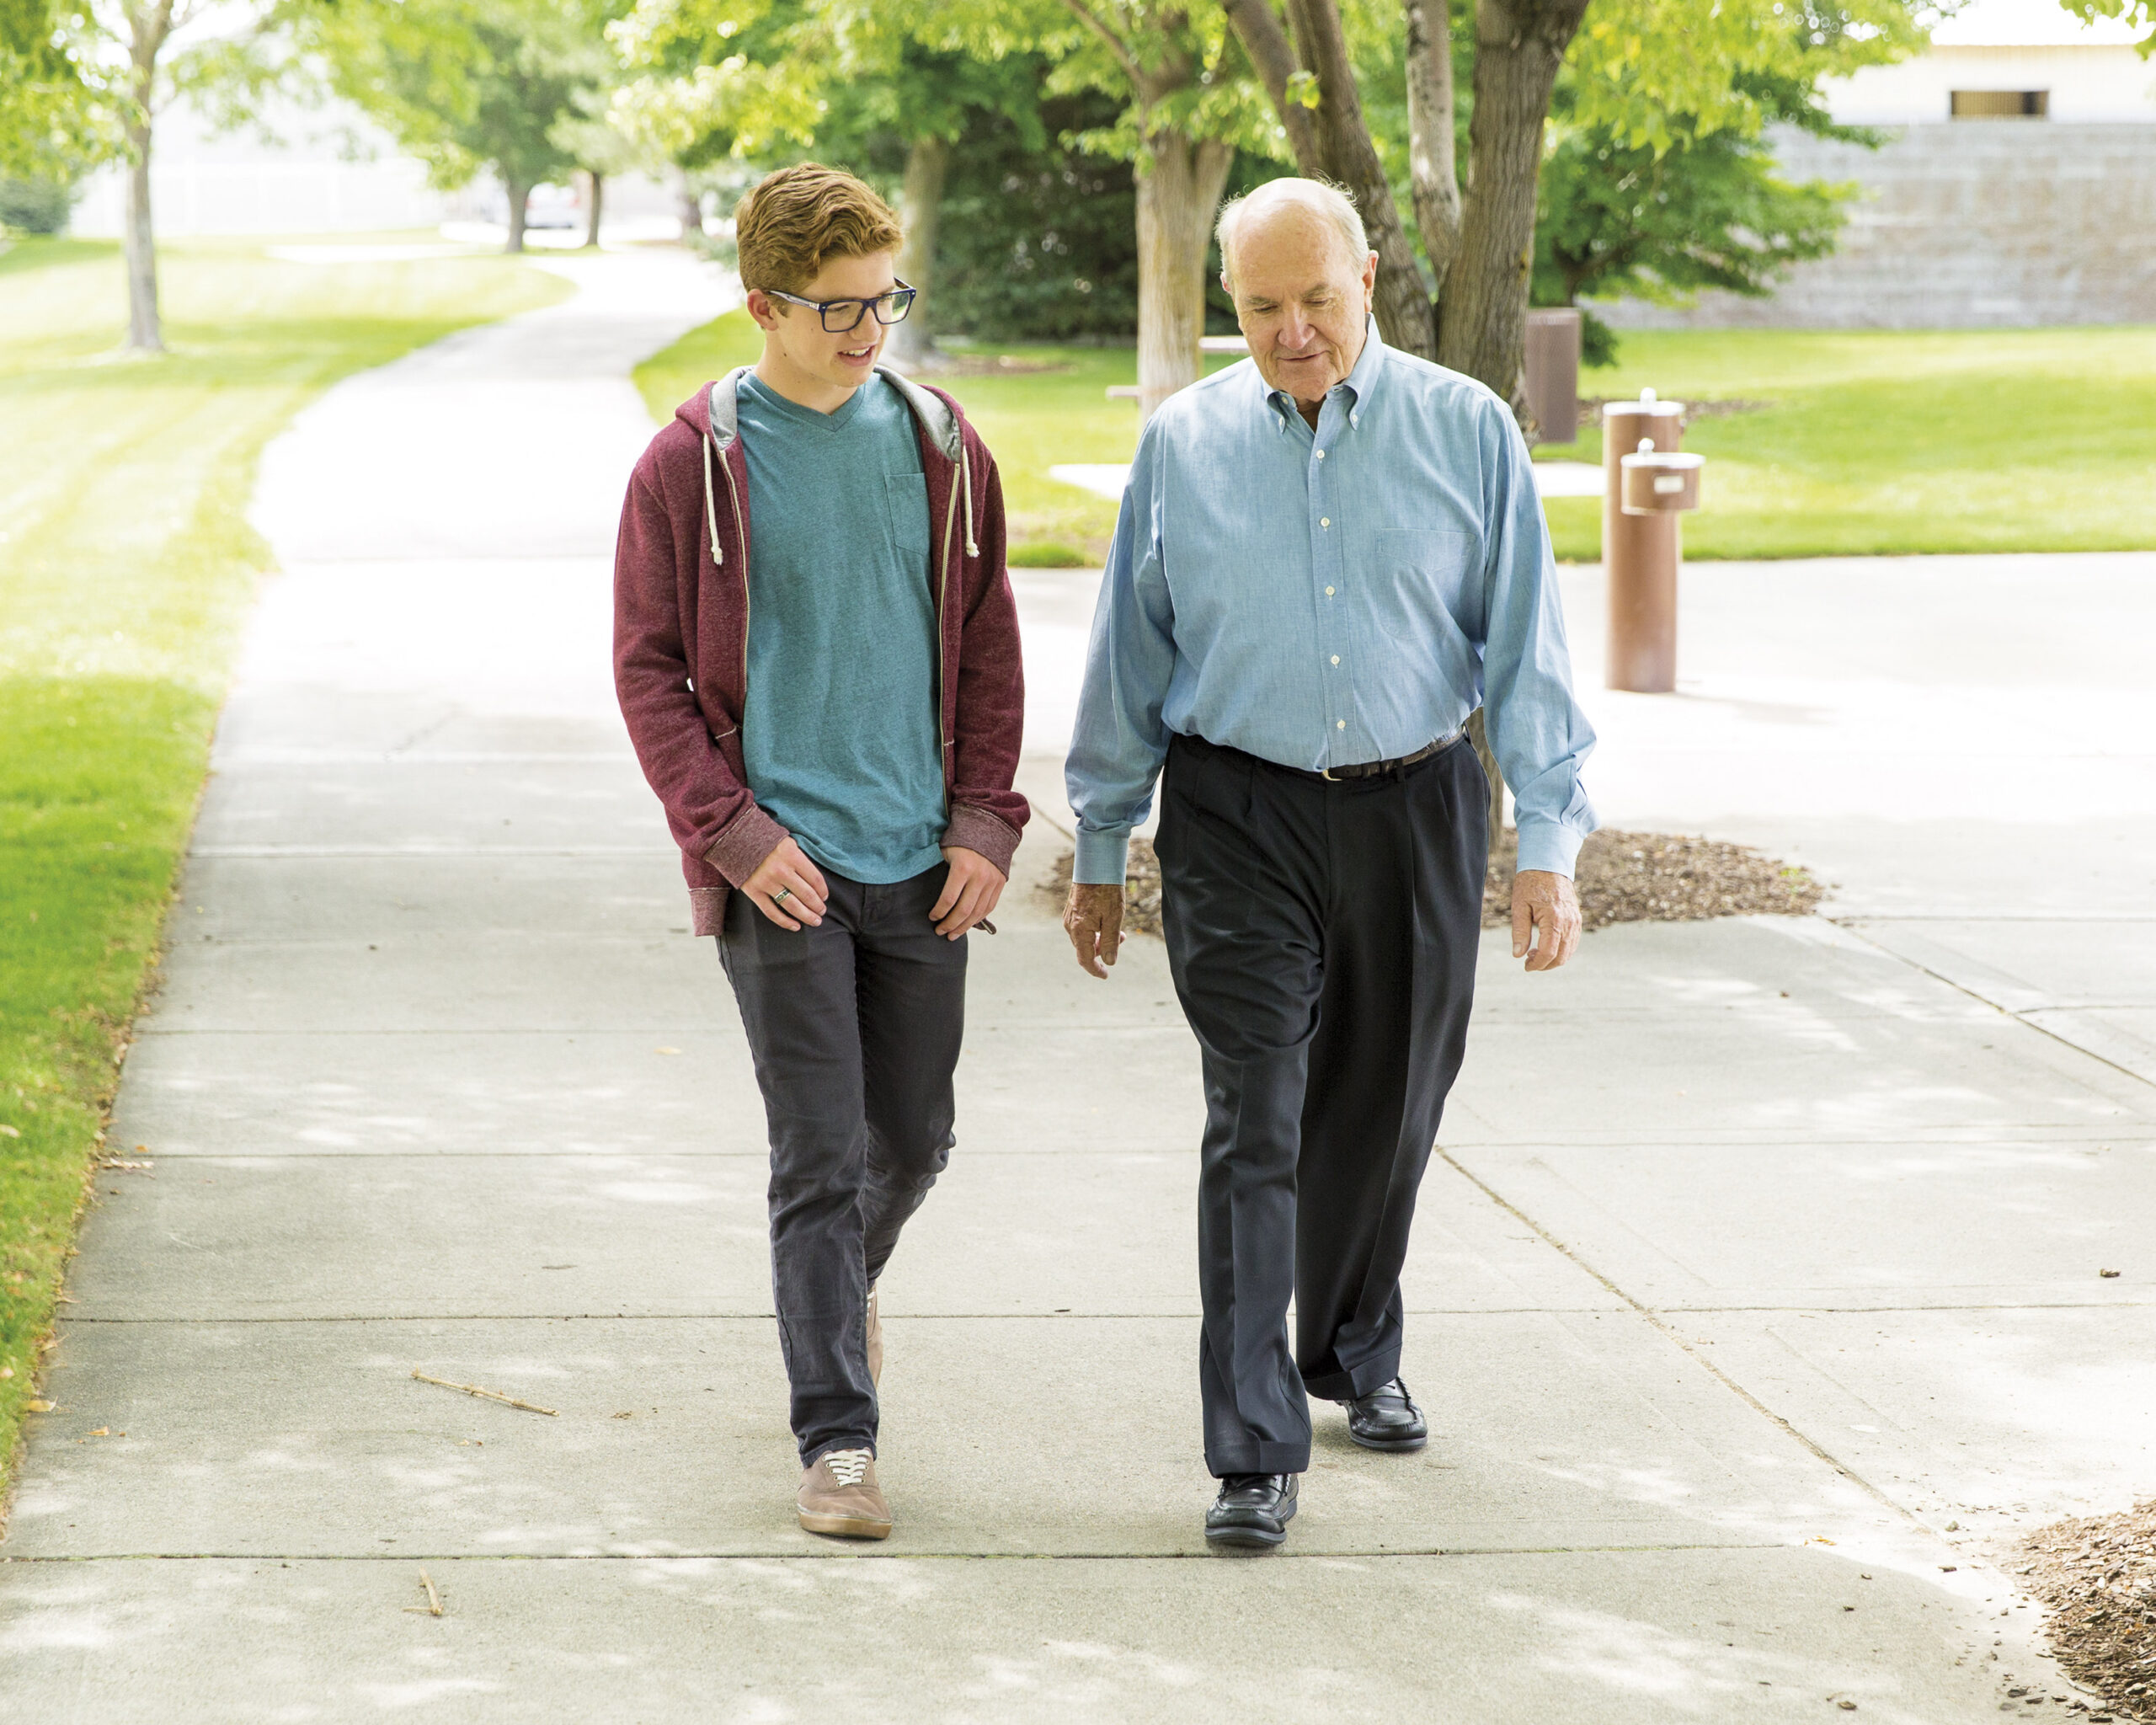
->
xmin=743 ymin=837 xmax=829 ymax=930
xmin=932 ymin=846 xmax=1005 ymax=938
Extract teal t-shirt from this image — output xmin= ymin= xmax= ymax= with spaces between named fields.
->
xmin=735 ymin=372 xmax=947 ymax=884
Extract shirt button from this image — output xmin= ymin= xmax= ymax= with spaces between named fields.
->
xmin=1337 ymin=720 xmax=1346 ymax=730
xmin=1331 ymin=655 xmax=1340 ymax=665
xmin=1320 ymin=517 xmax=1331 ymax=528
xmin=1315 ymin=450 xmax=1326 ymax=460
xmin=1325 ymin=586 xmax=1335 ymax=596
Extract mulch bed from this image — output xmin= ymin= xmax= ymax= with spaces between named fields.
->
xmin=1042 ymin=827 xmax=1820 ymax=938
xmin=1484 ymin=825 xmax=1822 ymax=930
xmin=2018 ymin=1503 xmax=2156 ymax=1721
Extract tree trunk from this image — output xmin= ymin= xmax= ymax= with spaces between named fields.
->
xmin=123 ymin=123 xmax=161 ymax=352
xmin=122 ymin=0 xmax=173 ymax=353
xmin=886 ymin=133 xmax=949 ymax=370
xmin=1405 ymin=0 xmax=1462 ymax=301
xmin=584 ymin=170 xmax=603 ymax=249
xmin=1281 ymin=0 xmax=1433 ymax=356
xmin=505 ymin=175 xmax=531 ymax=254
xmin=677 ymin=174 xmax=704 ymax=242
xmin=1224 ymin=0 xmax=1433 ymax=358
xmin=1219 ymin=0 xmax=1321 ymax=174
xmin=1134 ymin=128 xmax=1233 ymax=421
xmin=1435 ymin=0 xmax=1588 ymax=418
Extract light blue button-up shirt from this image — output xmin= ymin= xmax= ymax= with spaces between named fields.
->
xmin=1066 ymin=320 xmax=1598 ymax=884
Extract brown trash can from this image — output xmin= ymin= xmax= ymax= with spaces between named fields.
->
xmin=1524 ymin=309 xmax=1582 ymax=446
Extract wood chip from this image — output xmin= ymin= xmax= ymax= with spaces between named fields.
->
xmin=410 ymin=1370 xmax=557 ymax=1417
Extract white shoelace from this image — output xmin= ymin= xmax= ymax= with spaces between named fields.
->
xmin=823 ymin=1449 xmax=872 ymax=1487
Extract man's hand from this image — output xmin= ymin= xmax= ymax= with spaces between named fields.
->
xmin=1511 ymin=869 xmax=1582 ymax=972
xmin=743 ymin=837 xmax=828 ymax=931
xmin=1064 ymin=883 xmax=1125 ymax=978
xmin=931 ymin=846 xmax=1005 ymax=939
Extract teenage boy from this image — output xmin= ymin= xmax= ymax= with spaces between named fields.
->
xmin=614 ymin=163 xmax=1027 ymax=1541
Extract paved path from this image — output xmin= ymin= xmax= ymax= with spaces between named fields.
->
xmin=4 ymin=259 xmax=2153 ymax=1720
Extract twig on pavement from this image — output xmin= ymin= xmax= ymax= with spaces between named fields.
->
xmin=410 ymin=1370 xmax=557 ymax=1417
xmin=402 ymin=1570 xmax=446 ymax=1617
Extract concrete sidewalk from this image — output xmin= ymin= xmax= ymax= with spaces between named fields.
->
xmin=3 ymin=262 xmax=2153 ymax=1721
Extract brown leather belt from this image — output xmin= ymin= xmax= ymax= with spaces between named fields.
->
xmin=1314 ymin=728 xmax=1463 ymax=782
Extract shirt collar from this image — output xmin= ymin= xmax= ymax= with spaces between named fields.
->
xmin=1262 ymin=314 xmax=1385 ymax=430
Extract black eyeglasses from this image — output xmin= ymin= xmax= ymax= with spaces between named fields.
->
xmin=762 ymin=280 xmax=917 ymax=334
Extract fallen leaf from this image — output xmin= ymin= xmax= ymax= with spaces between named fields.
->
xmin=654 ymin=1046 xmax=680 ymax=1055
xmin=2100 ymin=1268 xmax=2121 ymax=1279
xmin=0 ymin=1124 xmax=19 ymax=1138
xmin=88 ymin=1427 xmax=109 ymax=1437
xmin=26 ymin=1399 xmax=52 ymax=1413
xmin=0 ymin=1366 xmax=12 ymax=1379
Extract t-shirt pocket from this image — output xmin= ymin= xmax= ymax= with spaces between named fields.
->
xmin=884 ymin=471 xmax=933 ymax=574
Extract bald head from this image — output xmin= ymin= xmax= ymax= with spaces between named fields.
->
xmin=1216 ymin=177 xmax=1378 ymax=421
xmin=1217 ymin=178 xmax=1368 ymax=292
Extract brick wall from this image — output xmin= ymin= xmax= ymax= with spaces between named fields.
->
xmin=1594 ymin=122 xmax=2156 ymax=328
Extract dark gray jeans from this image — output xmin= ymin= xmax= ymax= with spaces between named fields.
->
xmin=718 ymin=862 xmax=967 ymax=1465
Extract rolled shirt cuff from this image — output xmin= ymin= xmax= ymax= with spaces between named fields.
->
xmin=1513 ymin=818 xmax=1586 ymax=880
xmin=1074 ymin=825 xmax=1133 ymax=886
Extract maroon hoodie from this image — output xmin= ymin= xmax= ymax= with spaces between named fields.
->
xmin=614 ymin=367 xmax=1029 ymax=936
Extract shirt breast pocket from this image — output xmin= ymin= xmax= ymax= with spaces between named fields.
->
xmin=884 ymin=472 xmax=932 ymax=572
xmin=1369 ymin=528 xmax=1470 ymax=645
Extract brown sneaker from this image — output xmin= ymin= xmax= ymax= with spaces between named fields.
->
xmin=866 ymin=1282 xmax=883 ymax=1387
xmin=798 ymin=1449 xmax=891 ymax=1540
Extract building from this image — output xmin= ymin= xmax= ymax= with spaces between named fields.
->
xmin=1596 ymin=0 xmax=2156 ymax=328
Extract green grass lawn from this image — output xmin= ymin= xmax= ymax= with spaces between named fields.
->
xmin=1542 ymin=326 xmax=2156 ymax=559
xmin=641 ymin=317 xmax=2156 ymax=564
xmin=0 ymin=235 xmax=567 ymax=1502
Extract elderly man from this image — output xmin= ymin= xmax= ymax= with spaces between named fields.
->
xmin=1063 ymin=177 xmax=1597 ymax=1551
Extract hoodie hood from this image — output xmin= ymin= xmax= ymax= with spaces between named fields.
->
xmin=675 ymin=365 xmax=975 ymax=561
xmin=674 ymin=366 xmax=965 ymax=463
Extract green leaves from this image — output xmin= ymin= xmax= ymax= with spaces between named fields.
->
xmin=1566 ymin=0 xmax=1928 ymax=152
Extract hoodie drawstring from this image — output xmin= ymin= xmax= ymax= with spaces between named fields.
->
xmin=960 ymin=446 xmax=979 ymax=558
xmin=701 ymin=430 xmax=723 ymax=566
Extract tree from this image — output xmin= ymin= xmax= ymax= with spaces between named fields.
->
xmin=1225 ymin=0 xmax=1925 ymax=422
xmin=295 ymin=0 xmax=611 ymax=252
xmin=1 ymin=0 xmax=284 ymax=348
xmin=2061 ymin=0 xmax=2154 ymax=40
xmin=1534 ymin=72 xmax=1864 ymax=361
xmin=1 ymin=0 xmax=109 ymax=183
xmin=1220 ymin=0 xmax=1435 ymax=355
xmin=1225 ymin=0 xmax=1588 ymax=393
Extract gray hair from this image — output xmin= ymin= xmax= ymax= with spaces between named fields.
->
xmin=1216 ymin=178 xmax=1369 ymax=291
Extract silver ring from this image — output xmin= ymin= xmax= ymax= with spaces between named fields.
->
xmin=771 ymin=887 xmax=792 ymax=905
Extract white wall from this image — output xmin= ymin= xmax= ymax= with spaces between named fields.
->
xmin=70 ymin=95 xmax=462 ymax=238
xmin=1823 ymin=0 xmax=2156 ymax=126
xmin=67 ymin=90 xmax=686 ymax=240
xmin=1829 ymin=43 xmax=2156 ymax=124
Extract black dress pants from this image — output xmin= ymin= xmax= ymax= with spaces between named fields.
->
xmin=718 ymin=863 xmax=966 ymax=1466
xmin=1156 ymin=732 xmax=1488 ymax=1477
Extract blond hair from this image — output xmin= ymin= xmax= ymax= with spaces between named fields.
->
xmin=734 ymin=163 xmax=905 ymax=297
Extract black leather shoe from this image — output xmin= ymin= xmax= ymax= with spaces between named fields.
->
xmin=1344 ymin=1378 xmax=1428 ymax=1451
xmin=1204 ymin=1472 xmax=1299 ymax=1551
